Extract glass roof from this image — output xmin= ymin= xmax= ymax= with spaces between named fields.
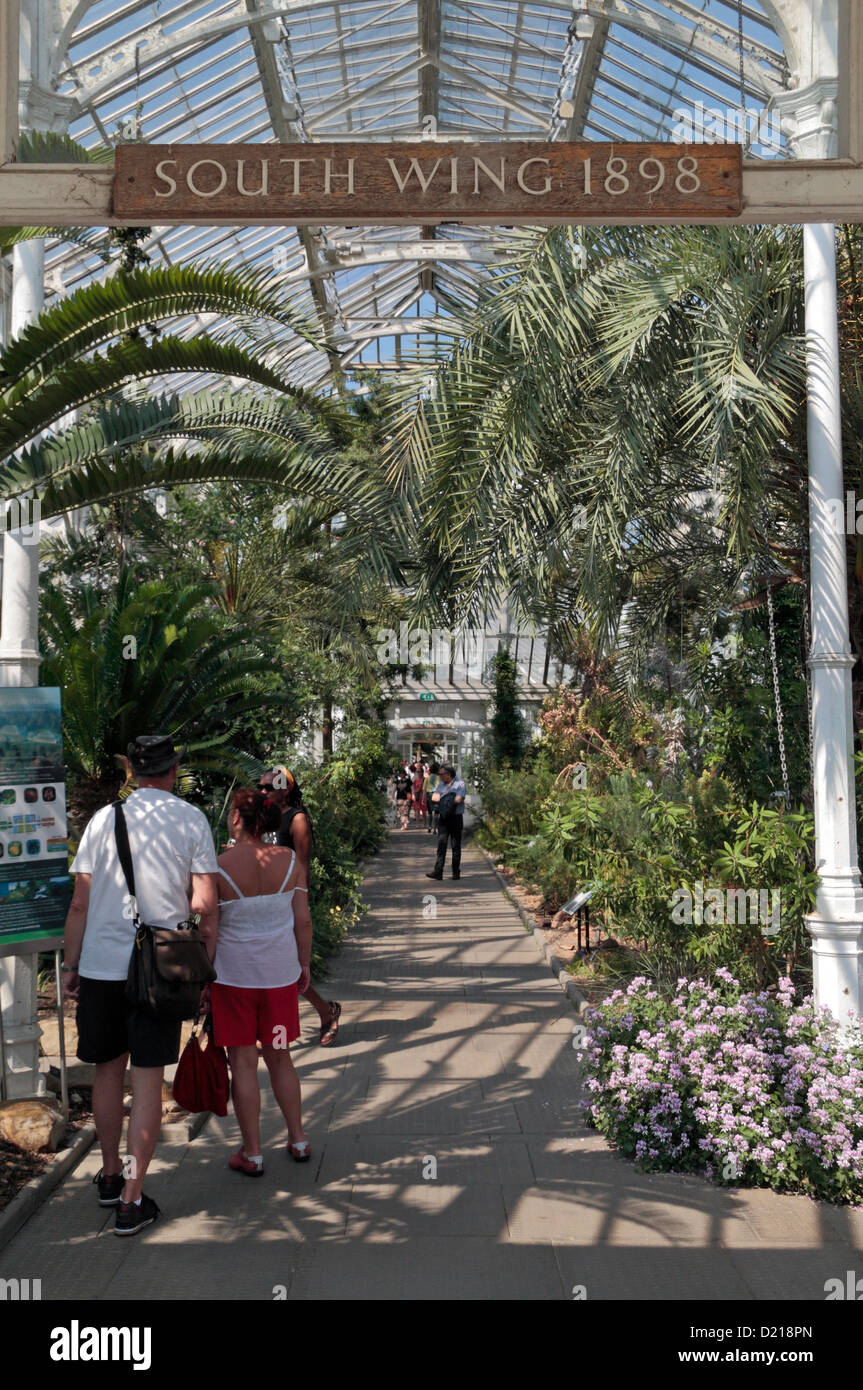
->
xmin=39 ymin=0 xmax=792 ymax=387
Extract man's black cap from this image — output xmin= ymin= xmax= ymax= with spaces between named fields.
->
xmin=127 ymin=734 xmax=185 ymax=776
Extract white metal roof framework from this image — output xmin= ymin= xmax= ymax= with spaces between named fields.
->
xmin=14 ymin=0 xmax=801 ymax=387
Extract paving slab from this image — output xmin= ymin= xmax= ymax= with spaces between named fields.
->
xmin=551 ymin=1243 xmax=755 ymax=1301
xmin=343 ymin=1182 xmax=508 ymax=1239
xmin=286 ymin=1235 xmax=567 ymax=1301
xmin=315 ymin=1135 xmax=536 ymax=1187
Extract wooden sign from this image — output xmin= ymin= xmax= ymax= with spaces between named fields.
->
xmin=114 ymin=141 xmax=742 ymax=224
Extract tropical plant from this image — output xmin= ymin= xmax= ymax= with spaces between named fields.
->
xmin=39 ymin=569 xmax=286 ymax=831
xmin=0 ymin=254 xmax=410 ymax=589
xmin=386 ymin=224 xmax=812 ymax=699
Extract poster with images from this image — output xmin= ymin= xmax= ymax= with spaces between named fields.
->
xmin=0 ymin=688 xmax=70 ymax=951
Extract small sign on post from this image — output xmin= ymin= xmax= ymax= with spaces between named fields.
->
xmin=561 ymin=882 xmax=602 ymax=955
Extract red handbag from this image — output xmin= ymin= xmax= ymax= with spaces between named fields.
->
xmin=172 ymin=1016 xmax=230 ymax=1116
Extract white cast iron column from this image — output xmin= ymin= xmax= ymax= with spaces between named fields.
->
xmin=0 ymin=238 xmax=43 ymax=686
xmin=774 ymin=59 xmax=863 ymax=1023
xmin=0 ymin=232 xmax=46 ymax=1100
xmin=0 ymin=0 xmax=76 ymax=1096
xmin=803 ymin=222 xmax=863 ymax=1024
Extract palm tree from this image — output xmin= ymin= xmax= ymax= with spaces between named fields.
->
xmin=386 ymin=224 xmax=810 ymax=683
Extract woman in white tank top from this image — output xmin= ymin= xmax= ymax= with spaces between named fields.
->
xmin=210 ymin=788 xmax=312 ymax=1176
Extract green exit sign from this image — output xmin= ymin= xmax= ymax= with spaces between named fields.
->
xmin=419 ymin=693 xmax=437 ymax=701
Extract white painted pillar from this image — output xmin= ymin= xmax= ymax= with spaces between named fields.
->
xmin=0 ymin=240 xmax=46 ymax=1099
xmin=770 ymin=50 xmax=863 ymax=1024
xmin=766 ymin=16 xmax=863 ymax=1020
xmin=0 ymin=0 xmax=78 ymax=1100
xmin=803 ymin=222 xmax=863 ymax=1025
xmin=0 ymin=240 xmax=43 ymax=687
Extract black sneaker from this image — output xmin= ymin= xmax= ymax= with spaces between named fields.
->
xmin=114 ymin=1193 xmax=160 ymax=1237
xmin=425 ymin=871 xmax=443 ymax=880
xmin=93 ymin=1169 xmax=124 ymax=1207
xmin=451 ymin=874 xmax=461 ymax=880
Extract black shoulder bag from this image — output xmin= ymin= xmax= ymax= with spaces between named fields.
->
xmin=114 ymin=800 xmax=216 ymax=1021
xmin=435 ymin=788 xmax=457 ymax=820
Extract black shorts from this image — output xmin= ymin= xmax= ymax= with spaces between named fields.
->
xmin=76 ymin=976 xmax=182 ymax=1069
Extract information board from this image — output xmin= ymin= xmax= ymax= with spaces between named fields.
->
xmin=0 ymin=688 xmax=70 ymax=953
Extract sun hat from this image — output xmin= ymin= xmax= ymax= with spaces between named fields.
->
xmin=127 ymin=734 xmax=186 ymax=776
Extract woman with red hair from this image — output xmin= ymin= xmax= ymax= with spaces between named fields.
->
xmin=211 ymin=788 xmax=312 ymax=1174
xmin=258 ymin=766 xmax=341 ymax=1046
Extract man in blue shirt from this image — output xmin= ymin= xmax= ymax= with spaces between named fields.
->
xmin=426 ymin=764 xmax=466 ymax=881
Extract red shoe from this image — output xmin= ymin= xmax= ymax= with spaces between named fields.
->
xmin=229 ymin=1149 xmax=264 ymax=1176
xmin=287 ymin=1140 xmax=311 ymax=1162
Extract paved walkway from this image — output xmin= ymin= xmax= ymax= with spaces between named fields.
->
xmin=2 ymin=828 xmax=861 ymax=1300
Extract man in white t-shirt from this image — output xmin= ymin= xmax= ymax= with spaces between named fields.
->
xmin=62 ymin=735 xmax=218 ymax=1237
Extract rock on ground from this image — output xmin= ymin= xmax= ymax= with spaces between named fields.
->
xmin=0 ymin=1098 xmax=65 ymax=1154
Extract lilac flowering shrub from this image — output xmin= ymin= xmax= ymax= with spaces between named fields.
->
xmin=581 ymin=969 xmax=863 ymax=1203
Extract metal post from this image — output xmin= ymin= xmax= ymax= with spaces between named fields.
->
xmin=0 ymin=1000 xmax=7 ymax=1101
xmin=53 ymin=948 xmax=68 ymax=1121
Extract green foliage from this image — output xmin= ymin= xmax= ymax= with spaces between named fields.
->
xmin=39 ymin=569 xmax=287 ymax=829
xmin=486 ymin=649 xmax=526 ymax=768
xmin=474 ymin=757 xmax=558 ymax=839
xmin=687 ymin=585 xmax=810 ymax=803
xmin=480 ymin=759 xmax=816 ymax=987
xmin=0 ymin=263 xmax=354 ymax=523
xmin=386 ymin=224 xmax=807 ymax=655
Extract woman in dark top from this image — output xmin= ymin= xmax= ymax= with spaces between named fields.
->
xmin=259 ymin=768 xmax=341 ymax=1046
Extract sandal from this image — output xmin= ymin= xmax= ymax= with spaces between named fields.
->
xmin=229 ymin=1149 xmax=264 ymax=1177
xmin=287 ymin=1140 xmax=311 ymax=1162
xmin=319 ymin=1001 xmax=341 ymax=1047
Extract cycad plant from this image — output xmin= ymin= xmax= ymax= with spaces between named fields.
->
xmin=39 ymin=569 xmax=285 ymax=832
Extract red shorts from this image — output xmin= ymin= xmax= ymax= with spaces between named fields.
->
xmin=210 ymin=981 xmax=300 ymax=1049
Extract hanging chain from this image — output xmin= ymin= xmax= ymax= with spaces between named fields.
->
xmin=766 ymin=579 xmax=792 ymax=807
xmin=800 ymin=472 xmax=814 ymax=765
xmin=735 ymin=0 xmax=755 ymax=157
xmin=550 ymin=18 xmax=587 ymax=140
xmin=746 ymin=0 xmax=787 ymax=806
xmin=737 ymin=0 xmax=746 ymax=112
